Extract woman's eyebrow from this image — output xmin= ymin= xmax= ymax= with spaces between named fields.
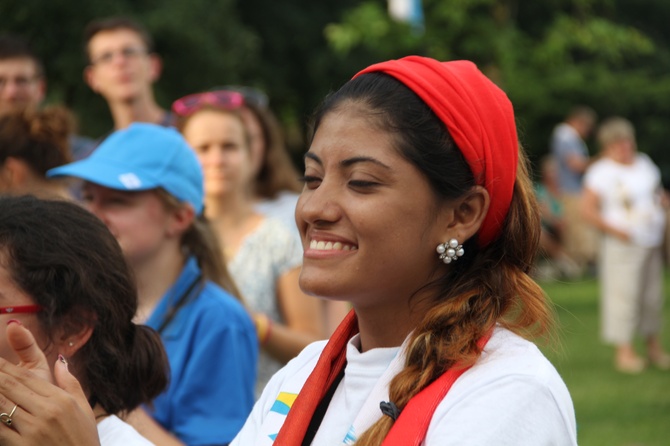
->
xmin=340 ymin=156 xmax=391 ymax=170
xmin=304 ymin=152 xmax=391 ymax=170
xmin=304 ymin=152 xmax=322 ymax=165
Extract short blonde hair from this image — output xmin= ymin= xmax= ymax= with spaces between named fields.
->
xmin=597 ymin=117 xmax=635 ymax=148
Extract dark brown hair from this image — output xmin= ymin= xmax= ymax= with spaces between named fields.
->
xmin=0 ymin=106 xmax=72 ymax=175
xmin=242 ymin=101 xmax=302 ymax=198
xmin=312 ymin=73 xmax=553 ymax=445
xmin=0 ymin=34 xmax=43 ymax=77
xmin=83 ymin=16 xmax=154 ymax=62
xmin=566 ymin=105 xmax=597 ymax=125
xmin=155 ymin=188 xmax=243 ymax=301
xmin=0 ymin=195 xmax=168 ymax=415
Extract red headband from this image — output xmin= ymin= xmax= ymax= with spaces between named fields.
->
xmin=354 ymin=56 xmax=518 ymax=247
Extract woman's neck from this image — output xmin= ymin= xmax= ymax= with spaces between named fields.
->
xmin=353 ymin=305 xmax=417 ymax=352
xmin=109 ymin=94 xmax=166 ymax=130
xmin=131 ymin=245 xmax=185 ymax=323
xmin=352 ymin=286 xmax=437 ymax=352
xmin=204 ymin=189 xmax=254 ymax=220
xmin=93 ymin=404 xmax=110 ymax=423
xmin=205 ymin=192 xmax=262 ymax=258
xmin=15 ymin=177 xmax=71 ymax=200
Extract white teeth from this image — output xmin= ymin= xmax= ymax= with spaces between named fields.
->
xmin=309 ymin=240 xmax=357 ymax=251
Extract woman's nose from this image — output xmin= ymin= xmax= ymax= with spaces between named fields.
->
xmin=296 ymin=180 xmax=342 ymax=227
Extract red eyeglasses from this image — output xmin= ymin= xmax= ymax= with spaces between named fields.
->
xmin=172 ymin=90 xmax=245 ymax=117
xmin=0 ymin=305 xmax=43 ymax=315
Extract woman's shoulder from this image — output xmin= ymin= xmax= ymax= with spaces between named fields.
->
xmin=278 ymin=339 xmax=329 ymax=376
xmin=257 ymin=339 xmax=329 ymax=397
xmin=635 ymin=152 xmax=660 ymax=171
xmin=427 ymin=327 xmax=577 ymax=444
xmin=473 ymin=327 xmax=565 ymax=381
xmin=97 ymin=415 xmax=154 ymax=446
xmin=191 ymin=282 xmax=254 ymax=326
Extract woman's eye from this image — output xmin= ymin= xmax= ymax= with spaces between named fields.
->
xmin=106 ymin=196 xmax=129 ymax=205
xmin=298 ymin=175 xmax=322 ymax=189
xmin=348 ymin=180 xmax=379 ymax=189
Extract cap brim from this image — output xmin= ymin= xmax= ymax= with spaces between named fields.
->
xmin=47 ymin=158 xmax=159 ymax=192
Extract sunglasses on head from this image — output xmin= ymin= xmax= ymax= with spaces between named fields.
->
xmin=211 ymin=85 xmax=269 ymax=109
xmin=172 ymin=90 xmax=246 ymax=117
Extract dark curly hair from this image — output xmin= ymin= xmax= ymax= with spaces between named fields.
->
xmin=0 ymin=195 xmax=168 ymax=415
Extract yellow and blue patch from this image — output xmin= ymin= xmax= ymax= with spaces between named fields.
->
xmin=269 ymin=392 xmax=298 ymax=415
xmin=267 ymin=392 xmax=299 ymax=442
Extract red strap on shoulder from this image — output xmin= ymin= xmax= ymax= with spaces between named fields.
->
xmin=381 ymin=331 xmax=493 ymax=446
xmin=274 ymin=310 xmax=358 ymax=445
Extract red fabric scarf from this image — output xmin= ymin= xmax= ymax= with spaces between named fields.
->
xmin=273 ymin=310 xmax=491 ymax=445
xmin=273 ymin=310 xmax=358 ymax=445
xmin=354 ymin=56 xmax=518 ymax=247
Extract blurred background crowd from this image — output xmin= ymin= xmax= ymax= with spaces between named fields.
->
xmin=3 ymin=0 xmax=670 ymax=175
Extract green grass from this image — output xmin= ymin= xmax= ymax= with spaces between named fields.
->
xmin=539 ymin=272 xmax=670 ymax=446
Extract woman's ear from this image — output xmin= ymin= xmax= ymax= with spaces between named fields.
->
xmin=57 ymin=316 xmax=95 ymax=358
xmin=148 ymin=54 xmax=163 ymax=83
xmin=167 ymin=204 xmax=196 ymax=238
xmin=440 ymin=185 xmax=490 ymax=242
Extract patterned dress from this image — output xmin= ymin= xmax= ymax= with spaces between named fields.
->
xmin=228 ymin=217 xmax=303 ymax=396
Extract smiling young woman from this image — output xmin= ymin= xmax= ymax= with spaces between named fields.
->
xmin=231 ymin=57 xmax=577 ymax=446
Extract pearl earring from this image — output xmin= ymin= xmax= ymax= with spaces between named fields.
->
xmin=436 ymin=238 xmax=464 ymax=264
xmin=68 ymin=342 xmax=74 ymax=347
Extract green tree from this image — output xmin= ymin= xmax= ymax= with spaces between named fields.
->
xmin=4 ymin=0 xmax=670 ymax=179
xmin=323 ymin=0 xmax=670 ymax=179
xmin=1 ymin=0 xmax=259 ymax=137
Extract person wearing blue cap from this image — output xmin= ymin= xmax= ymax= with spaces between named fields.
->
xmin=47 ymin=123 xmax=258 ymax=446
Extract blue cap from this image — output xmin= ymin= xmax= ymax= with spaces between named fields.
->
xmin=48 ymin=123 xmax=204 ymax=214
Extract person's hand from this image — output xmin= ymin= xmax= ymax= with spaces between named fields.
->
xmin=0 ymin=322 xmax=100 ymax=445
xmin=6 ymin=320 xmax=54 ymax=383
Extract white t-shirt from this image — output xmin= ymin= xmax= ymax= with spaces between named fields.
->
xmin=231 ymin=327 xmax=577 ymax=446
xmin=584 ymin=153 xmax=666 ymax=247
xmin=97 ymin=415 xmax=154 ymax=446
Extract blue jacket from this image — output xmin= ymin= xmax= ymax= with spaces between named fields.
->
xmin=146 ymin=257 xmax=258 ymax=445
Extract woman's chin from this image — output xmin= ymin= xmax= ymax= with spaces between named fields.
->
xmin=299 ymin=275 xmax=345 ymax=301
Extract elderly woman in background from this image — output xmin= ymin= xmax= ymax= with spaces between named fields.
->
xmin=582 ymin=117 xmax=670 ymax=373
